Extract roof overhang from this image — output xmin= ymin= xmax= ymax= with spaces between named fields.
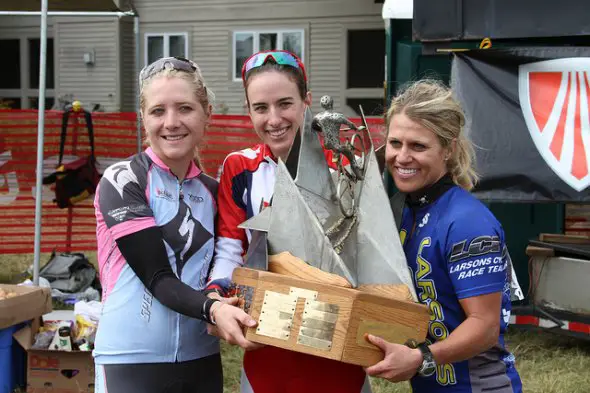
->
xmin=0 ymin=0 xmax=132 ymax=12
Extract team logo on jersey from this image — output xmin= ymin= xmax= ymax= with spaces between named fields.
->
xmin=188 ymin=194 xmax=204 ymax=203
xmin=155 ymin=187 xmax=174 ymax=201
xmin=103 ymin=161 xmax=137 ymax=198
xmin=418 ymin=213 xmax=430 ymax=228
xmin=518 ymin=58 xmax=590 ymax=191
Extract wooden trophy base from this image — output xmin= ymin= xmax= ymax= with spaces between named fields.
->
xmin=231 ymin=266 xmax=430 ymax=367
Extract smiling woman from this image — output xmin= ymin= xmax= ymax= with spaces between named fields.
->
xmin=365 ymin=80 xmax=522 ymax=393
xmin=92 ymin=57 xmax=258 ymax=393
xmin=206 ymin=50 xmax=373 ymax=393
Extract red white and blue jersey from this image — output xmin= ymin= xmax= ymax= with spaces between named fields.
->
xmin=400 ymin=186 xmax=522 ymax=393
xmin=209 ymin=143 xmax=341 ymax=285
xmin=93 ymin=147 xmax=219 ymax=364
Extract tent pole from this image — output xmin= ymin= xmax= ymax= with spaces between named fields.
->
xmin=32 ymin=0 xmax=48 ymax=286
xmin=135 ymin=14 xmax=142 ymax=153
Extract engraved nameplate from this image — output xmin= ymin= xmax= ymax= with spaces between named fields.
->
xmin=256 ymin=291 xmax=297 ymax=341
xmin=297 ymin=300 xmax=339 ymax=351
xmin=289 ymin=287 xmax=318 ymax=300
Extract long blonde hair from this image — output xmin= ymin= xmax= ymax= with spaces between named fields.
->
xmin=139 ymin=64 xmax=214 ymax=170
xmin=385 ymin=80 xmax=478 ymax=190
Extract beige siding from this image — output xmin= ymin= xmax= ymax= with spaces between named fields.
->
xmin=133 ymin=0 xmax=382 ymax=23
xmin=141 ymin=13 xmax=383 ymax=115
xmin=119 ymin=17 xmax=136 ymax=112
xmin=55 ymin=17 xmax=120 ymax=112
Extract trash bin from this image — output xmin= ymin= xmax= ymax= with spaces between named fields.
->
xmin=0 ymin=323 xmax=24 ymax=393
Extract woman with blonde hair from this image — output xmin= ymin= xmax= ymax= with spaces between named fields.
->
xmin=365 ymin=80 xmax=522 ymax=393
xmin=93 ymin=57 xmax=256 ymax=393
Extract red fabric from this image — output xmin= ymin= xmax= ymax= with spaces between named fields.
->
xmin=243 ymin=346 xmax=366 ymax=393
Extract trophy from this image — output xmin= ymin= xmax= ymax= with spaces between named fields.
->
xmin=231 ymin=97 xmax=429 ymax=367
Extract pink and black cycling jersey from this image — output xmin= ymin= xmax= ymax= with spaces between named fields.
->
xmin=94 ymin=147 xmax=218 ymax=364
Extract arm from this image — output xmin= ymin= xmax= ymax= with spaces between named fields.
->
xmin=429 ymin=292 xmax=501 ymax=364
xmin=207 ymin=155 xmax=249 ymax=294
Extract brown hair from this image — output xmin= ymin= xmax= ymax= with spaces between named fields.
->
xmin=244 ymin=63 xmax=307 ymax=105
xmin=385 ymin=79 xmax=478 ymax=190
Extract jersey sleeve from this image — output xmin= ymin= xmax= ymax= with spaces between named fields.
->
xmin=208 ymin=154 xmax=248 ymax=289
xmin=97 ymin=160 xmax=156 ymax=240
xmin=445 ymin=211 xmax=508 ymax=300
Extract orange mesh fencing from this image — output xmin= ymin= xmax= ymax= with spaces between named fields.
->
xmin=0 ymin=110 xmax=385 ymax=254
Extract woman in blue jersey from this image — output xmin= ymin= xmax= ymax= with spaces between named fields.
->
xmin=207 ymin=50 xmax=371 ymax=393
xmin=93 ymin=57 xmax=257 ymax=393
xmin=365 ymin=80 xmax=522 ymax=393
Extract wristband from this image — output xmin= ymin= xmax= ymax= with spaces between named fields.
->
xmin=202 ymin=298 xmax=220 ymax=325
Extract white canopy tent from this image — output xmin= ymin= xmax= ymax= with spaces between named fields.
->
xmin=382 ymin=0 xmax=413 ymax=20
xmin=0 ymin=0 xmax=139 ymax=284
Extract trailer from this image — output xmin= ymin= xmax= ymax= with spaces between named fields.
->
xmin=382 ymin=0 xmax=590 ymax=339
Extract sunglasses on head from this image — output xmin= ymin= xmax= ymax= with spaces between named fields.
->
xmin=139 ymin=56 xmax=198 ymax=87
xmin=241 ymin=50 xmax=307 ymax=84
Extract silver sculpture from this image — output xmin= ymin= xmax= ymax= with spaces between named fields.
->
xmin=239 ymin=97 xmax=416 ymax=300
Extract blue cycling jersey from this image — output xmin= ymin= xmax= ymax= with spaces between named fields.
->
xmin=400 ymin=185 xmax=522 ymax=393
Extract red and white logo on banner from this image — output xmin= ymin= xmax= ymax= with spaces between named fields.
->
xmin=519 ymin=58 xmax=590 ymax=191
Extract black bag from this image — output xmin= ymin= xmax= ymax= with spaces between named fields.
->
xmin=43 ymin=109 xmax=101 ymax=208
xmin=40 ymin=251 xmax=99 ymax=294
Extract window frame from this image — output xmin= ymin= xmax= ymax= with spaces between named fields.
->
xmin=0 ymin=36 xmax=55 ymax=109
xmin=144 ymin=32 xmax=189 ymax=67
xmin=232 ymin=29 xmax=305 ymax=82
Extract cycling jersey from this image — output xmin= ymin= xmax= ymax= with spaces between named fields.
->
xmin=400 ymin=182 xmax=522 ymax=393
xmin=94 ymin=147 xmax=219 ymax=365
xmin=209 ymin=143 xmax=368 ymax=393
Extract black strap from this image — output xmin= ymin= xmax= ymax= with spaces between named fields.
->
xmin=59 ymin=109 xmax=95 ymax=166
xmin=389 ymin=192 xmax=406 ymax=232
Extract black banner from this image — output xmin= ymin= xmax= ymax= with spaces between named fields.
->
xmin=451 ymin=47 xmax=590 ymax=202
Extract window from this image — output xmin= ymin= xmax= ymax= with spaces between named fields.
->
xmin=0 ymin=37 xmax=55 ymax=109
xmin=145 ymin=33 xmax=188 ymax=65
xmin=347 ymin=30 xmax=385 ymax=88
xmin=233 ymin=30 xmax=304 ymax=81
xmin=345 ymin=29 xmax=385 ymax=117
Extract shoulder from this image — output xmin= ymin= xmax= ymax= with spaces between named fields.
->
xmin=438 ymin=187 xmax=504 ymax=239
xmin=221 ymin=144 xmax=269 ymax=175
xmin=197 ymin=172 xmax=219 ymax=198
xmin=100 ymin=153 xmax=150 ymax=189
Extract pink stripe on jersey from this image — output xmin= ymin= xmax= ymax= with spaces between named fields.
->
xmin=110 ymin=217 xmax=156 ymax=240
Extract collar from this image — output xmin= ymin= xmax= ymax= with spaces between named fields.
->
xmin=406 ymin=173 xmax=455 ymax=208
xmin=145 ymin=147 xmax=202 ymax=179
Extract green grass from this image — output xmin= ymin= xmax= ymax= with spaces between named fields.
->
xmin=4 ymin=253 xmax=590 ymax=393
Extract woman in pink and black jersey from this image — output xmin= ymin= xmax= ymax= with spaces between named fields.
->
xmin=93 ymin=57 xmax=257 ymax=393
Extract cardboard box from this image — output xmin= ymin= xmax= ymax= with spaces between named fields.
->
xmin=0 ymin=284 xmax=52 ymax=330
xmin=13 ymin=322 xmax=95 ymax=393
xmin=232 ymin=267 xmax=430 ymax=367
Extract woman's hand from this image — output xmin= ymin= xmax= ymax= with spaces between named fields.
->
xmin=206 ymin=296 xmax=264 ymax=351
xmin=364 ymin=334 xmax=423 ymax=383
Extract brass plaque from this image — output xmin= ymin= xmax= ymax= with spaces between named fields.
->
xmin=256 ymin=291 xmax=297 ymax=341
xmin=257 ymin=325 xmax=291 ymax=340
xmin=304 ymin=300 xmax=339 ymax=314
xmin=300 ymin=318 xmax=335 ymax=330
xmin=297 ymin=334 xmax=333 ymax=350
xmin=289 ymin=287 xmax=318 ymax=300
xmin=297 ymin=299 xmax=339 ymax=351
xmin=303 ymin=308 xmax=339 ymax=324
xmin=299 ymin=327 xmax=335 ymax=341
